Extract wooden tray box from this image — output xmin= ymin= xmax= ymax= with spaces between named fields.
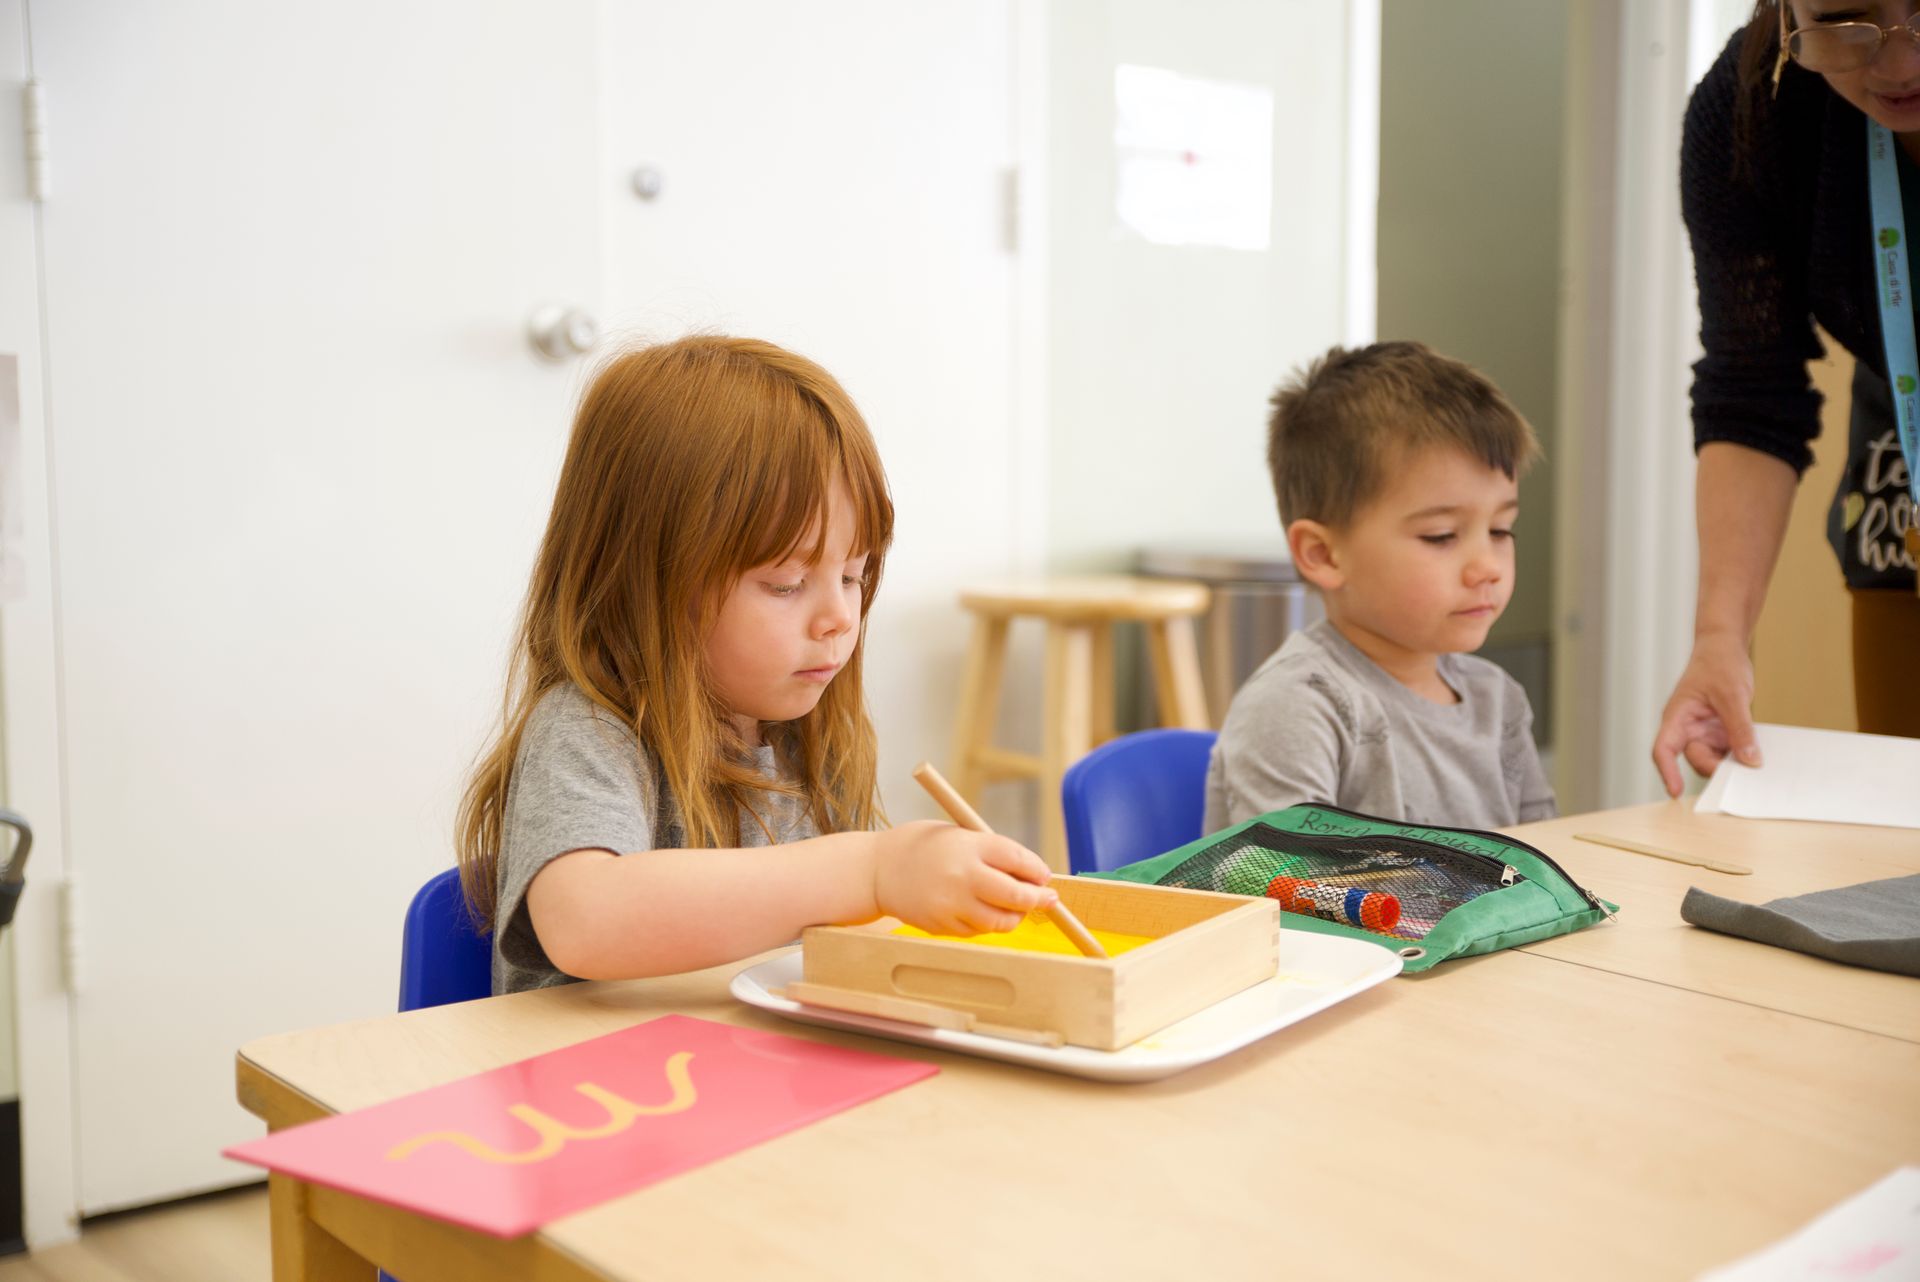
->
xmin=799 ymin=877 xmax=1279 ymax=1051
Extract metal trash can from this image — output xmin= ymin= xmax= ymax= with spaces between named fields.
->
xmin=1137 ymin=542 xmax=1322 ymax=728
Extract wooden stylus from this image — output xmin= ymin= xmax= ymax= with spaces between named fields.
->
xmin=909 ymin=762 xmax=1109 ymax=960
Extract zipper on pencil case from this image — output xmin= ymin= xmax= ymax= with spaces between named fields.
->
xmin=1253 ymin=827 xmax=1529 ymax=887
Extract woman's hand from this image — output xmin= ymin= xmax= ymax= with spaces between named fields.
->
xmin=1651 ymin=632 xmax=1763 ymax=797
xmin=870 ymin=819 xmax=1056 ymax=936
xmin=1652 ymin=444 xmax=1796 ymax=798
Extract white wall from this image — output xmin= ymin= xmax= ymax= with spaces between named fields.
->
xmin=1378 ymin=0 xmax=1567 ymax=649
xmin=932 ymin=0 xmax=1371 ymax=834
xmin=0 ymin=0 xmax=79 ymax=1241
xmin=1044 ymin=0 xmax=1363 ymax=573
xmin=0 ymin=358 xmax=22 ymax=1108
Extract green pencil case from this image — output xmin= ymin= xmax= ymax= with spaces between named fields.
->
xmin=1091 ymin=803 xmax=1617 ymax=974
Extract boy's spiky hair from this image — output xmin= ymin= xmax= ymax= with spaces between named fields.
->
xmin=1266 ymin=341 xmax=1540 ymax=528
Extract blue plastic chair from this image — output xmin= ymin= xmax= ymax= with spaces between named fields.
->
xmin=383 ymin=869 xmax=495 ymax=1282
xmin=1061 ymin=728 xmax=1219 ymax=874
xmin=398 ymin=866 xmax=493 ymax=1013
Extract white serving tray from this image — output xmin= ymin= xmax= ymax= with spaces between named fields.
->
xmin=729 ymin=929 xmax=1400 ymax=1082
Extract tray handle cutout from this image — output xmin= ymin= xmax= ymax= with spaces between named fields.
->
xmin=780 ymin=981 xmax=1063 ymax=1048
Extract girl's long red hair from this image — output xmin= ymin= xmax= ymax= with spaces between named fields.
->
xmin=455 ymin=336 xmax=893 ymax=928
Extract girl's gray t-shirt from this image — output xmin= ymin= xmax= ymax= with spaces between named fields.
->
xmin=1204 ymin=619 xmax=1557 ymax=833
xmin=493 ymin=683 xmax=818 ymax=994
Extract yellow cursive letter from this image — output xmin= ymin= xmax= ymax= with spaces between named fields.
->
xmin=386 ymin=1051 xmax=697 ymax=1164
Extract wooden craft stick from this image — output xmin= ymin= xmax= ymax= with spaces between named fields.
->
xmin=910 ymin=761 xmax=1110 ymax=960
xmin=973 ymin=1022 xmax=1067 ymax=1049
xmin=1573 ymin=832 xmax=1752 ymax=876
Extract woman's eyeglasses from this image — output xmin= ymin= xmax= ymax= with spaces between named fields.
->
xmin=1777 ymin=4 xmax=1920 ymax=85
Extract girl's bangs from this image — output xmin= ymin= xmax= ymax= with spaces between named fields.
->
xmin=731 ymin=403 xmax=892 ymax=575
xmin=837 ymin=427 xmax=894 ymax=562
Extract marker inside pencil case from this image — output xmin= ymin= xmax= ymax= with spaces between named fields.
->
xmin=1264 ymin=875 xmax=1401 ymax=931
xmin=1094 ymin=802 xmax=1618 ymax=973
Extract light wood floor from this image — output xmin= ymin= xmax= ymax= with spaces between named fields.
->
xmin=0 ymin=1186 xmax=269 ymax=1282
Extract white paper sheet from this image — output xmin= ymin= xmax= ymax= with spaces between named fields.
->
xmin=1693 ymin=723 xmax=1920 ymax=830
xmin=1696 ymin=1166 xmax=1920 ymax=1281
xmin=1113 ymin=64 xmax=1273 ymax=251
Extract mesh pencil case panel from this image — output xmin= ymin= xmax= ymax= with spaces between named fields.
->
xmin=1157 ymin=824 xmax=1518 ymax=942
xmin=1093 ymin=803 xmax=1616 ymax=974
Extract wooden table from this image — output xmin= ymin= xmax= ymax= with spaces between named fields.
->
xmin=238 ymin=804 xmax=1920 ymax=1281
xmin=1511 ymin=801 xmax=1920 ymax=1042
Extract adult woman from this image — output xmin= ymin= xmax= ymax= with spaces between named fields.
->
xmin=1655 ymin=0 xmax=1920 ymax=794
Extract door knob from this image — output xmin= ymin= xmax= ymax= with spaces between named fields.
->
xmin=528 ymin=305 xmax=599 ymax=360
xmin=630 ymin=165 xmax=665 ymax=201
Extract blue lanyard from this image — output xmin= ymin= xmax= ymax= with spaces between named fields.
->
xmin=1866 ymin=118 xmax=1920 ymax=508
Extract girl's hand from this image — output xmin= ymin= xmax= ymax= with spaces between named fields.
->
xmin=1651 ymin=632 xmax=1762 ymax=798
xmin=870 ymin=820 xmax=1056 ymax=935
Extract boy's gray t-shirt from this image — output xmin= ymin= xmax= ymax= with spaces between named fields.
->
xmin=493 ymin=683 xmax=819 ymax=994
xmin=1204 ymin=619 xmax=1557 ymax=833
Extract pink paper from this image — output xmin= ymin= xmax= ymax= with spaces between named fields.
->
xmin=226 ymin=1013 xmax=936 ymax=1237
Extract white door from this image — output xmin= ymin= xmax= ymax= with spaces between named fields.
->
xmin=20 ymin=0 xmax=1024 ymax=1221
xmin=30 ymin=2 xmax=603 ymax=1213
xmin=596 ymin=0 xmax=1024 ymax=821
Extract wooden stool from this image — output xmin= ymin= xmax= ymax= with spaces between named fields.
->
xmin=948 ymin=575 xmax=1212 ymax=871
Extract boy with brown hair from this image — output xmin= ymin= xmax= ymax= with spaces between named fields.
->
xmin=1204 ymin=341 xmax=1557 ymax=830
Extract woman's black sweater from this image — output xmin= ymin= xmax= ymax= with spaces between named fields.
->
xmin=1683 ymin=29 xmax=1916 ymax=587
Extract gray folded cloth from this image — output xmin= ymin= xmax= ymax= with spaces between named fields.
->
xmin=1680 ymin=874 xmax=1920 ymax=978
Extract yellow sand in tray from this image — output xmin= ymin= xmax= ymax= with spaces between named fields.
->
xmin=892 ymin=912 xmax=1155 ymax=957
